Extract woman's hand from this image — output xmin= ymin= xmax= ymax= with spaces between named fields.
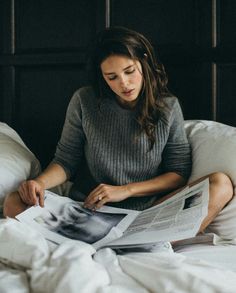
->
xmin=83 ymin=184 xmax=131 ymax=210
xmin=18 ymin=179 xmax=45 ymax=207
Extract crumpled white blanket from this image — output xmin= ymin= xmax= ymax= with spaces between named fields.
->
xmin=1 ymin=218 xmax=236 ymax=293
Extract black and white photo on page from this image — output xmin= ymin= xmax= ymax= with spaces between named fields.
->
xmin=16 ymin=190 xmax=138 ymax=247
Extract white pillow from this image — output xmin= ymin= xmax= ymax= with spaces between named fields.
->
xmin=184 ymin=120 xmax=236 ymax=238
xmin=0 ymin=123 xmax=41 ymax=206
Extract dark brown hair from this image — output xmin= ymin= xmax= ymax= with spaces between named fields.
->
xmin=88 ymin=26 xmax=170 ymax=149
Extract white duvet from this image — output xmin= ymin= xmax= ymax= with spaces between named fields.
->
xmin=1 ymin=218 xmax=236 ymax=293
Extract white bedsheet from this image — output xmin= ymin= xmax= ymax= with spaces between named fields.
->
xmin=1 ymin=218 xmax=236 ymax=293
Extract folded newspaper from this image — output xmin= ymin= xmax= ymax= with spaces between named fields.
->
xmin=16 ymin=178 xmax=209 ymax=250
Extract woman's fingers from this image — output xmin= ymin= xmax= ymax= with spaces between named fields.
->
xmin=84 ymin=193 xmax=102 ymax=209
xmin=37 ymin=190 xmax=45 ymax=207
xmin=84 ymin=194 xmax=106 ymax=210
xmin=84 ymin=184 xmax=105 ymax=207
xmin=18 ymin=182 xmax=31 ymax=204
xmin=18 ymin=180 xmax=44 ymax=207
xmin=94 ymin=196 xmax=107 ymax=209
xmin=84 ymin=183 xmax=130 ymax=210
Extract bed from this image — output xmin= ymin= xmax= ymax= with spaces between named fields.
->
xmin=0 ymin=120 xmax=236 ymax=293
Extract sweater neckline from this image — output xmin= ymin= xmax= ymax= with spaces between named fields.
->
xmin=101 ymin=97 xmax=138 ymax=117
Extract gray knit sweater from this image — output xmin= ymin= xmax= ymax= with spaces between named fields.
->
xmin=53 ymin=86 xmax=192 ymax=210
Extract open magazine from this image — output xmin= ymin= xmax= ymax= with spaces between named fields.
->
xmin=16 ymin=178 xmax=209 ymax=250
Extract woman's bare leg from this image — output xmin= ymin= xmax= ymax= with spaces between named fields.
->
xmin=153 ymin=172 xmax=234 ymax=233
xmin=198 ymin=172 xmax=234 ymax=232
xmin=3 ymin=191 xmax=28 ymax=218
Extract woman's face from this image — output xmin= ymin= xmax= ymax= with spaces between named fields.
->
xmin=101 ymin=55 xmax=143 ymax=107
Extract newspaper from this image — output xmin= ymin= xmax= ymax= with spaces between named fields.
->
xmin=16 ymin=178 xmax=209 ymax=250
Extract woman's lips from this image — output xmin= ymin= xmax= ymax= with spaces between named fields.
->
xmin=122 ymin=89 xmax=134 ymax=96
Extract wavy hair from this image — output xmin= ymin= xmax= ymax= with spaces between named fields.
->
xmin=88 ymin=26 xmax=170 ymax=149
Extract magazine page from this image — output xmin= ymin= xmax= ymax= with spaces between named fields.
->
xmin=16 ymin=178 xmax=209 ymax=249
xmin=105 ymin=178 xmax=209 ymax=247
xmin=16 ymin=190 xmax=139 ymax=248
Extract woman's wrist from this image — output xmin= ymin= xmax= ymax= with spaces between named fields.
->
xmin=34 ymin=177 xmax=46 ymax=189
xmin=125 ymin=173 xmax=186 ymax=198
xmin=125 ymin=178 xmax=166 ymax=197
xmin=33 ymin=163 xmax=68 ymax=190
xmin=125 ymin=182 xmax=144 ymax=197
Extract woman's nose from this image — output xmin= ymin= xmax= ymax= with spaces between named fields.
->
xmin=119 ymin=75 xmax=128 ymax=87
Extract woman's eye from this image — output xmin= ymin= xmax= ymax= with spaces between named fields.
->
xmin=108 ymin=76 xmax=117 ymax=81
xmin=126 ymin=69 xmax=135 ymax=74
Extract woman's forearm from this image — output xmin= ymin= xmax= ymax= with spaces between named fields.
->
xmin=126 ymin=172 xmax=187 ymax=197
xmin=84 ymin=172 xmax=187 ymax=210
xmin=35 ymin=163 xmax=68 ymax=190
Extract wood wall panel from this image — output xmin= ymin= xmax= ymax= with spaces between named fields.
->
xmin=14 ymin=66 xmax=87 ymax=167
xmin=166 ymin=63 xmax=212 ymax=120
xmin=0 ymin=0 xmax=106 ymax=167
xmin=0 ymin=1 xmax=12 ymax=54
xmin=110 ymin=0 xmax=211 ymax=48
xmin=218 ymin=0 xmax=236 ymax=47
xmin=0 ymin=2 xmax=3 ymax=54
xmin=217 ymin=64 xmax=236 ymax=126
xmin=15 ymin=0 xmax=98 ymax=52
xmin=0 ymin=67 xmax=15 ymax=123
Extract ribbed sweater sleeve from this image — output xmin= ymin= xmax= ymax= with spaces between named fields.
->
xmin=52 ymin=89 xmax=86 ymax=178
xmin=161 ymin=97 xmax=192 ymax=179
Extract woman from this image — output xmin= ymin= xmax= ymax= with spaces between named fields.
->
xmin=4 ymin=27 xmax=233 ymax=232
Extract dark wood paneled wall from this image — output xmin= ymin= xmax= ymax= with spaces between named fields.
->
xmin=0 ymin=0 xmax=106 ymax=167
xmin=0 ymin=0 xmax=235 ymax=168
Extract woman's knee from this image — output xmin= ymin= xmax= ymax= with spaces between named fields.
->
xmin=3 ymin=191 xmax=27 ymax=218
xmin=209 ymin=172 xmax=234 ymax=203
